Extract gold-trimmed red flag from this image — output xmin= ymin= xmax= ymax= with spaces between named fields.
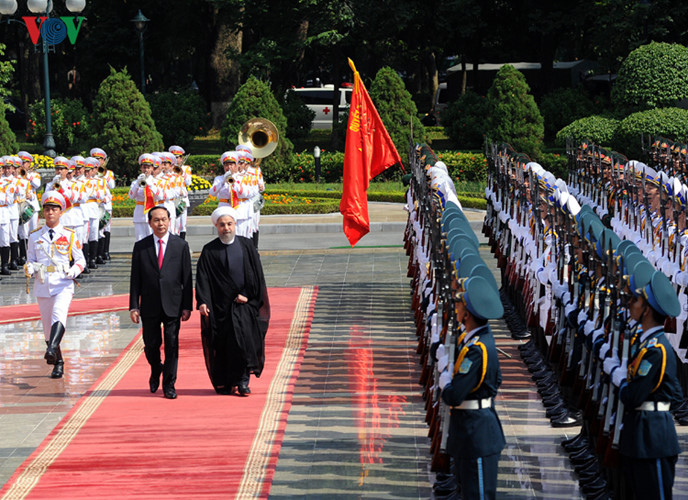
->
xmin=143 ymin=185 xmax=156 ymax=214
xmin=340 ymin=58 xmax=402 ymax=247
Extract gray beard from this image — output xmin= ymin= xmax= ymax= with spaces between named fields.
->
xmin=219 ymin=233 xmax=235 ymax=245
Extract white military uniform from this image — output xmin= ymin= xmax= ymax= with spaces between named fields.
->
xmin=27 ymin=223 xmax=86 ymax=340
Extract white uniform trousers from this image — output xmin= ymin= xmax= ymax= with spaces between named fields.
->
xmin=37 ymin=291 xmax=73 ymax=340
xmin=134 ymin=222 xmax=152 ymax=241
xmin=87 ymin=217 xmax=99 ymax=241
xmin=176 ymin=208 xmax=188 ymax=233
xmin=0 ymin=222 xmax=9 ymax=247
xmin=236 ymin=218 xmax=252 ymax=238
xmin=9 ymin=218 xmax=18 ymax=243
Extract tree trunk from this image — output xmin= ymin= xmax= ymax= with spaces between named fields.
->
xmin=207 ymin=7 xmax=242 ymax=128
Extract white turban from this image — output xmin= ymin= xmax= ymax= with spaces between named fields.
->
xmin=211 ymin=206 xmax=237 ymax=225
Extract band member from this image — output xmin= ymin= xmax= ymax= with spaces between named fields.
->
xmin=25 ymin=191 xmax=85 ymax=378
xmin=91 ymin=147 xmax=114 ymax=261
xmin=128 ymin=154 xmax=163 ymax=241
xmin=169 ymin=146 xmax=191 ymax=239
xmin=209 ymin=151 xmax=259 ymax=239
xmin=17 ymin=151 xmax=41 ymax=263
xmin=0 ymin=157 xmax=18 ymax=275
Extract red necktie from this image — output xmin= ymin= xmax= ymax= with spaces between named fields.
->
xmin=158 ymin=238 xmax=164 ymax=269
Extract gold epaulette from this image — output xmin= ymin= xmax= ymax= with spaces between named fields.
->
xmin=30 ymin=226 xmax=42 ymax=234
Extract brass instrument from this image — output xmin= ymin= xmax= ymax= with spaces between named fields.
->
xmin=97 ymin=166 xmax=106 ymax=177
xmin=225 ymin=175 xmax=235 ymax=184
xmin=173 ymin=166 xmax=183 ymax=175
xmin=237 ymin=118 xmax=279 ymax=159
xmin=137 ymin=174 xmax=148 ymax=187
xmin=53 ymin=181 xmax=61 ymax=191
xmin=19 ymin=167 xmax=27 ymax=178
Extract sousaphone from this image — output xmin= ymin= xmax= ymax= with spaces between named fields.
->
xmin=237 ymin=118 xmax=279 ymax=159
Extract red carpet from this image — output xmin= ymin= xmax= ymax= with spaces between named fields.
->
xmin=0 ymin=294 xmax=130 ymax=325
xmin=1 ymin=286 xmax=317 ymax=500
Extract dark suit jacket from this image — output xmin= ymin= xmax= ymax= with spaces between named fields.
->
xmin=129 ymin=233 xmax=193 ymax=319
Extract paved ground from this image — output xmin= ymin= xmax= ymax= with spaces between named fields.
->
xmin=1 ymin=202 xmax=686 ymax=498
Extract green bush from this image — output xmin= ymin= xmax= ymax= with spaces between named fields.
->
xmin=555 ymin=115 xmax=620 ymax=148
xmin=220 ymin=76 xmax=294 ymax=183
xmin=368 ymin=67 xmax=426 ymax=165
xmin=486 ymin=65 xmax=544 ymax=158
xmin=147 ymin=89 xmax=210 ymax=148
xmin=435 ymin=151 xmax=488 ymax=183
xmin=441 ymin=91 xmax=488 ymax=149
xmin=0 ymin=99 xmax=17 ymax=153
xmin=612 ymin=42 xmax=688 ymax=112
xmin=539 ymin=152 xmax=569 ymax=179
xmin=92 ymin=67 xmax=164 ymax=182
xmin=28 ymin=98 xmax=90 ymax=154
xmin=281 ymin=89 xmax=315 ymax=140
xmin=291 ymin=150 xmax=345 ymax=182
xmin=539 ymin=87 xmax=596 ymax=143
xmin=187 ymin=154 xmax=222 ymax=177
xmin=612 ymin=107 xmax=688 ymax=159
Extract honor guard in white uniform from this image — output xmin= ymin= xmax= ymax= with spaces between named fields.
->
xmin=0 ymin=157 xmax=18 ymax=274
xmin=5 ymin=156 xmax=21 ymax=270
xmin=82 ymin=157 xmax=105 ymax=270
xmin=0 ymin=156 xmax=14 ymax=278
xmin=169 ymin=145 xmax=191 ymax=239
xmin=17 ymin=151 xmax=41 ymax=263
xmin=91 ymin=147 xmax=114 ymax=261
xmin=128 ymin=154 xmax=162 ymax=241
xmin=156 ymin=153 xmax=178 ymax=235
xmin=238 ymin=147 xmax=265 ymax=247
xmin=25 ymin=191 xmax=85 ymax=379
xmin=209 ymin=151 xmax=259 ymax=238
xmin=46 ymin=157 xmax=84 ymax=256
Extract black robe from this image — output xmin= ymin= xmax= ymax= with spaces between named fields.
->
xmin=195 ymin=236 xmax=270 ymax=390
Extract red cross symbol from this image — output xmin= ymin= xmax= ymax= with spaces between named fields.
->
xmin=323 ymin=107 xmax=331 ymax=115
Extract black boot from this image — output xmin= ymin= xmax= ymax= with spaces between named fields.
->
xmin=0 ymin=246 xmax=11 ymax=275
xmin=45 ymin=322 xmax=66 ymax=365
xmin=88 ymin=240 xmax=98 ymax=269
xmin=104 ymin=231 xmax=111 ymax=260
xmin=8 ymin=241 xmax=19 ymax=270
xmin=50 ymin=347 xmax=64 ymax=378
xmin=96 ymin=237 xmax=105 ymax=264
xmin=81 ymin=243 xmax=90 ymax=274
xmin=179 ymin=231 xmax=186 ymax=241
xmin=18 ymin=238 xmax=27 ymax=265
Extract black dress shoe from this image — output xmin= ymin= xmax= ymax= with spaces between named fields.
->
xmin=164 ymin=387 xmax=177 ymax=399
xmin=562 ymin=432 xmax=586 ymax=448
xmin=149 ymin=364 xmax=162 ymax=393
xmin=50 ymin=360 xmax=64 ymax=379
xmin=551 ymin=412 xmax=581 ymax=428
xmin=238 ymin=384 xmax=251 ymax=396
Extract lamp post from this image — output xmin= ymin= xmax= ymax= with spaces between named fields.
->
xmin=0 ymin=0 xmax=86 ymax=157
xmin=130 ymin=9 xmax=149 ymax=95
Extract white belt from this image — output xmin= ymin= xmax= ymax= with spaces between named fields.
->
xmin=451 ymin=397 xmax=492 ymax=410
xmin=635 ymin=401 xmax=670 ymax=411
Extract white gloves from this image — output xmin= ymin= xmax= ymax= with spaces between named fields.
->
xmin=592 ymin=328 xmax=604 ymax=342
xmin=603 ymin=356 xmax=620 ymax=375
xmin=598 ymin=341 xmax=611 ymax=360
xmin=439 ymin=370 xmax=452 ymax=390
xmin=65 ymin=265 xmax=81 ymax=279
xmin=24 ymin=262 xmax=34 ymax=277
xmin=583 ymin=321 xmax=595 ymax=337
xmin=577 ymin=309 xmax=588 ymax=325
xmin=612 ymin=362 xmax=628 ymax=387
xmin=435 ymin=344 xmax=446 ymax=362
xmin=437 ymin=354 xmax=449 ymax=373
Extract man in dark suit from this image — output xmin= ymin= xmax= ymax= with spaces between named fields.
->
xmin=129 ymin=206 xmax=192 ymax=399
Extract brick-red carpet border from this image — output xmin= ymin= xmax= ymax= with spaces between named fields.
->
xmin=0 ymin=286 xmax=317 ymax=499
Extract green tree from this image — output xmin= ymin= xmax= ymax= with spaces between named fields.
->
xmin=368 ymin=66 xmax=425 ymax=166
xmin=220 ymin=76 xmax=294 ymax=182
xmin=555 ymin=115 xmax=620 ymax=148
xmin=147 ymin=89 xmax=210 ymax=148
xmin=485 ymin=65 xmax=544 ymax=158
xmin=92 ymin=67 xmax=163 ymax=181
xmin=281 ymin=89 xmax=315 ymax=141
xmin=612 ymin=42 xmax=688 ymax=112
xmin=612 ymin=107 xmax=688 ymax=159
xmin=539 ymin=87 xmax=596 ymax=144
xmin=28 ymin=98 xmax=91 ymax=154
xmin=0 ymin=99 xmax=17 ymax=153
xmin=441 ymin=90 xmax=488 ymax=149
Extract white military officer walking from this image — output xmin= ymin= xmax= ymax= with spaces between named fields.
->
xmin=24 ymin=191 xmax=86 ymax=379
